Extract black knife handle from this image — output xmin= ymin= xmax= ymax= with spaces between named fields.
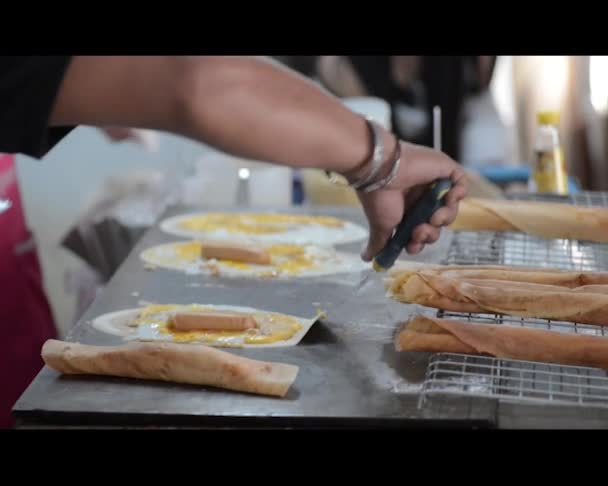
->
xmin=373 ymin=178 xmax=453 ymax=271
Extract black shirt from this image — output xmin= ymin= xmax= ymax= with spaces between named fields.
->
xmin=345 ymin=56 xmax=488 ymax=161
xmin=0 ymin=56 xmax=75 ymax=158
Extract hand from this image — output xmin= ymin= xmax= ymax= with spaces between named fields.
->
xmin=356 ymin=140 xmax=468 ymax=261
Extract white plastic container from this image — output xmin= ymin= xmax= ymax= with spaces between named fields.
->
xmin=183 ymin=151 xmax=292 ymax=208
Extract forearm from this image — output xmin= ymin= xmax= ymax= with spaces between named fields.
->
xmin=51 ymin=56 xmax=374 ymax=174
xmin=176 ymin=56 xmax=376 ymax=173
xmin=48 ymin=56 xmax=467 ymax=261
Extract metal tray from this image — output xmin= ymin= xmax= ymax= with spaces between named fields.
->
xmin=14 ymin=205 xmax=494 ymax=428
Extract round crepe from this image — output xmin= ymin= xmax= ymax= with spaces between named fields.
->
xmin=139 ymin=240 xmax=368 ymax=279
xmin=159 ymin=211 xmax=368 ymax=246
xmin=91 ymin=304 xmax=322 ymax=348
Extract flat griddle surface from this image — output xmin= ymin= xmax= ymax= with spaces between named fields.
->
xmin=14 ymin=205 xmax=496 ymax=428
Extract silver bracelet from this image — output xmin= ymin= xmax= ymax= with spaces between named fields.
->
xmin=359 ymin=142 xmax=402 ymax=193
xmin=350 ymin=118 xmax=386 ymax=190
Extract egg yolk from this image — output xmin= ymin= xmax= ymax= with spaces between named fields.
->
xmin=168 ymin=241 xmax=319 ymax=276
xmin=178 ymin=213 xmax=344 ymax=235
xmin=132 ymin=304 xmax=303 ymax=345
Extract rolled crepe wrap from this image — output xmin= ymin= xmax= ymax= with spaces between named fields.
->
xmin=450 ymin=198 xmax=608 ymax=243
xmin=386 ymin=264 xmax=608 ymax=325
xmin=396 ymin=315 xmax=608 ymax=370
xmin=42 ymin=339 xmax=298 ymax=398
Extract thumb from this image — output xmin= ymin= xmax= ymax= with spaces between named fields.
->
xmin=362 ymin=224 xmax=393 ymax=262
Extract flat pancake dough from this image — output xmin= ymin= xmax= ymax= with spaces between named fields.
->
xmin=159 ymin=211 xmax=368 ymax=245
xmin=386 ymin=263 xmax=608 ymax=325
xmin=92 ymin=304 xmax=321 ymax=348
xmin=450 ymin=198 xmax=608 ymax=243
xmin=42 ymin=339 xmax=298 ymax=398
xmin=139 ymin=240 xmax=368 ymax=278
xmin=396 ymin=315 xmax=608 ymax=370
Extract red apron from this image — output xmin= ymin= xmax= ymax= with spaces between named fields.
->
xmin=0 ymin=154 xmax=57 ymax=428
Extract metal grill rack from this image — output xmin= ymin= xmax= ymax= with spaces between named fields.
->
xmin=509 ymin=191 xmax=608 ymax=207
xmin=439 ymin=311 xmax=608 ymax=337
xmin=446 ymin=191 xmax=608 ymax=271
xmin=420 ymin=353 xmax=608 ymax=409
xmin=444 ymin=231 xmax=608 ymax=271
xmin=419 ymin=191 xmax=608 ymax=409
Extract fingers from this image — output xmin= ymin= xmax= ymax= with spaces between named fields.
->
xmin=360 ymin=182 xmax=452 ymax=261
xmin=397 ymin=143 xmax=468 ymax=195
xmin=445 ymin=168 xmax=468 ymax=206
xmin=404 ymin=223 xmax=440 ymax=255
xmin=416 ymin=159 xmax=467 ymax=228
xmin=364 ymin=220 xmax=443 ymax=259
xmin=412 ymin=223 xmax=441 ymax=244
xmin=406 ymin=242 xmax=425 ymax=255
xmin=429 ymin=204 xmax=457 ymax=227
xmin=362 ymin=223 xmax=395 ymax=262
xmin=358 ymin=142 xmax=470 ymax=262
xmin=358 ymin=189 xmax=405 ymax=262
xmin=428 ymin=169 xmax=467 ymax=227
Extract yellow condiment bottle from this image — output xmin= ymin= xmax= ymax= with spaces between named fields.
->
xmin=532 ymin=111 xmax=568 ymax=194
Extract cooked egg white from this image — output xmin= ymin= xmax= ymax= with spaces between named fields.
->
xmin=159 ymin=211 xmax=369 ymax=246
xmin=132 ymin=304 xmax=303 ymax=345
xmin=142 ymin=241 xmax=329 ymax=277
xmin=178 ymin=213 xmax=345 ymax=235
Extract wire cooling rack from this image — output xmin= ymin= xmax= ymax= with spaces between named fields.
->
xmin=419 ymin=191 xmax=608 ymax=410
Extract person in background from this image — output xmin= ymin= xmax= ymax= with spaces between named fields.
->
xmin=0 ymin=56 xmax=468 ymax=427
xmin=317 ymin=56 xmax=496 ymax=162
xmin=273 ymin=56 xmax=319 ymax=79
xmin=0 ymin=152 xmax=57 ymax=429
xmin=0 ymin=127 xmax=154 ymax=428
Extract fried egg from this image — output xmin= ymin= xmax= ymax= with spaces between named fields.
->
xmin=160 ymin=211 xmax=368 ymax=245
xmin=91 ymin=304 xmax=322 ymax=348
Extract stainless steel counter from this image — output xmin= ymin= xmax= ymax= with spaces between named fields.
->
xmin=14 ymin=205 xmax=608 ymax=428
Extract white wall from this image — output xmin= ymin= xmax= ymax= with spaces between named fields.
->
xmin=16 ymin=127 xmax=211 ymax=336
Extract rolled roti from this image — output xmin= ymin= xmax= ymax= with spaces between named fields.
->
xmin=388 ymin=261 xmax=608 ymax=288
xmin=386 ymin=263 xmax=608 ymax=325
xmin=42 ymin=339 xmax=298 ymax=398
xmin=450 ymin=198 xmax=608 ymax=243
xmin=396 ymin=315 xmax=608 ymax=369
